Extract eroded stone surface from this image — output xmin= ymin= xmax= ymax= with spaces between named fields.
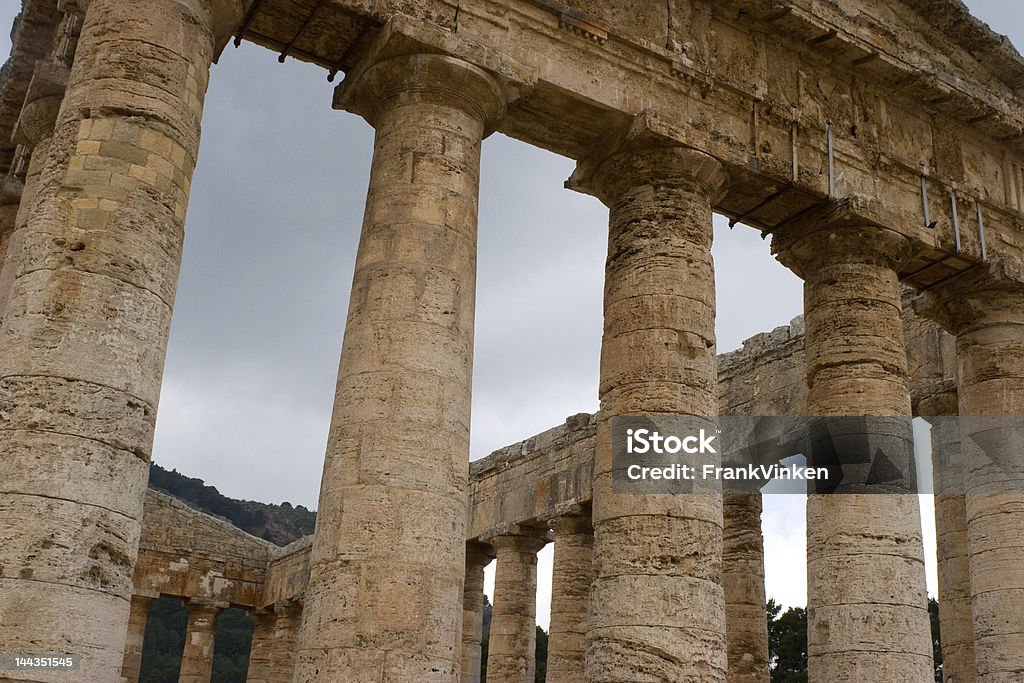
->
xmin=773 ymin=221 xmax=934 ymax=683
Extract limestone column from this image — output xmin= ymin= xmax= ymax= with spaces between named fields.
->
xmin=0 ymin=59 xmax=66 ymax=320
xmin=928 ymin=411 xmax=977 ymax=683
xmin=268 ymin=600 xmax=301 ymax=683
xmin=119 ymin=593 xmax=156 ymax=683
xmin=546 ymin=512 xmax=593 ymax=683
xmin=922 ymin=268 xmax=1024 ymax=682
xmin=244 ymin=608 xmax=275 ymax=683
xmin=567 ymin=120 xmax=729 ymax=681
xmin=0 ymin=179 xmax=19 ymax=301
xmin=723 ymin=493 xmax=769 ymax=683
xmin=771 ymin=222 xmax=933 ymax=681
xmin=485 ymin=529 xmax=548 ymax=683
xmin=179 ymin=599 xmax=225 ymax=683
xmin=293 ymin=52 xmax=509 ymax=681
xmin=0 ymin=0 xmax=245 ymax=679
xmin=461 ymin=541 xmax=494 ymax=683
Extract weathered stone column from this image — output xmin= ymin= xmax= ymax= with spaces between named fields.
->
xmin=179 ymin=599 xmax=225 ymax=683
xmin=922 ymin=267 xmax=1024 ymax=683
xmin=119 ymin=593 xmax=156 ymax=683
xmin=0 ymin=0 xmax=245 ymax=676
xmin=568 ymin=116 xmax=729 ymax=681
xmin=724 ymin=493 xmax=769 ymax=683
xmin=546 ymin=512 xmax=593 ymax=683
xmin=928 ymin=412 xmax=978 ymax=683
xmin=771 ymin=221 xmax=933 ymax=682
xmin=0 ymin=60 xmax=66 ymax=320
xmin=461 ymin=541 xmax=494 ymax=683
xmin=244 ymin=608 xmax=274 ymax=683
xmin=293 ymin=48 xmax=510 ymax=681
xmin=268 ymin=600 xmax=301 ymax=683
xmin=485 ymin=529 xmax=547 ymax=683
xmin=0 ymin=178 xmax=19 ymax=302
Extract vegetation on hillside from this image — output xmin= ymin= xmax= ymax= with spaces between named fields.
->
xmin=148 ymin=463 xmax=315 ymax=546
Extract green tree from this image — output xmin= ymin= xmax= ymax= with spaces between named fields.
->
xmin=929 ymin=597 xmax=943 ymax=682
xmin=535 ymin=625 xmax=548 ymax=682
xmin=478 ymin=595 xmax=549 ymax=683
xmin=767 ymin=598 xmax=807 ymax=683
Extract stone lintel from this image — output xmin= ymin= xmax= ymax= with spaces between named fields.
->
xmin=332 ymin=13 xmax=535 ymax=125
xmin=186 ymin=597 xmax=231 ymax=612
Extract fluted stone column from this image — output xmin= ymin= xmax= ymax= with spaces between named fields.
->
xmin=568 ymin=119 xmax=729 ymax=681
xmin=244 ymin=608 xmax=274 ymax=683
xmin=0 ymin=1 xmax=246 ymax=679
xmin=928 ymin=410 xmax=977 ymax=683
xmin=485 ymin=530 xmax=547 ymax=683
xmin=119 ymin=593 xmax=156 ymax=683
xmin=923 ymin=267 xmax=1024 ymax=683
xmin=724 ymin=493 xmax=769 ymax=683
xmin=0 ymin=180 xmax=18 ymax=302
xmin=179 ymin=600 xmax=225 ymax=683
xmin=546 ymin=512 xmax=593 ymax=683
xmin=461 ymin=542 xmax=494 ymax=683
xmin=771 ymin=222 xmax=933 ymax=682
xmin=292 ymin=48 xmax=509 ymax=681
xmin=0 ymin=60 xmax=66 ymax=320
xmin=268 ymin=600 xmax=301 ymax=683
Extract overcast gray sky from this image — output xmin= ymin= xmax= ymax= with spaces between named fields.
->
xmin=1 ymin=0 xmax=1017 ymax=625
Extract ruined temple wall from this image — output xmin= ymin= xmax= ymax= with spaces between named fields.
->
xmin=718 ymin=317 xmax=808 ymax=419
xmin=467 ymin=412 xmax=596 ymax=539
xmin=134 ymin=490 xmax=276 ymax=607
xmin=260 ymin=536 xmax=313 ymax=607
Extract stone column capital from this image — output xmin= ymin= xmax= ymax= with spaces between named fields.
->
xmin=916 ymin=263 xmax=1024 ymax=336
xmin=335 ymin=53 xmax=507 ymax=130
xmin=547 ymin=511 xmax=593 ymax=536
xmin=466 ymin=540 xmax=495 ymax=567
xmin=185 ymin=598 xmax=229 ymax=617
xmin=771 ymin=218 xmax=911 ymax=280
xmin=63 ymin=0 xmax=251 ymax=54
xmin=272 ymin=598 xmax=302 ymax=618
xmin=332 ymin=15 xmax=534 ymax=131
xmin=567 ymin=112 xmax=728 ymax=207
xmin=0 ymin=176 xmax=23 ymax=207
xmin=485 ymin=526 xmax=550 ymax=555
xmin=13 ymin=60 xmax=69 ymax=149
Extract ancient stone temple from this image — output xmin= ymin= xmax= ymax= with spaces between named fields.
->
xmin=0 ymin=1 xmax=1022 ymax=682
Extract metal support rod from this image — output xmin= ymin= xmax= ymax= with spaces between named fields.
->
xmin=790 ymin=118 xmax=799 ymax=182
xmin=233 ymin=0 xmax=266 ymax=47
xmin=279 ymin=0 xmax=325 ymax=63
xmin=920 ymin=165 xmax=932 ymax=228
xmin=826 ymin=120 xmax=835 ymax=198
xmin=752 ymin=100 xmax=761 ymax=162
xmin=977 ymin=195 xmax=988 ymax=261
xmin=951 ymin=190 xmax=962 ymax=253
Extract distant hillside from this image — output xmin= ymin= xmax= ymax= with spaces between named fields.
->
xmin=148 ymin=463 xmax=315 ymax=546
